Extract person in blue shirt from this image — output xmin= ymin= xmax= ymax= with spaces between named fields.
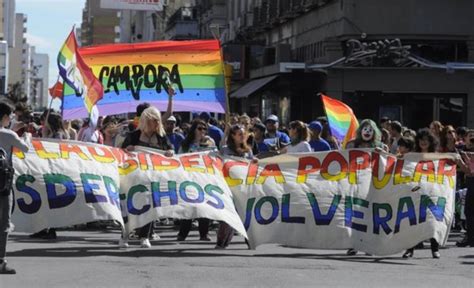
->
xmin=251 ymin=123 xmax=270 ymax=155
xmin=264 ymin=114 xmax=290 ymax=151
xmin=164 ymin=115 xmax=184 ymax=153
xmin=199 ymin=112 xmax=224 ymax=148
xmin=308 ymin=121 xmax=331 ymax=152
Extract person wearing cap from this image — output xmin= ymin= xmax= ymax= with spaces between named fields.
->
xmin=199 ymin=112 xmax=224 ymax=148
xmin=308 ymin=121 xmax=331 ymax=152
xmin=264 ymin=114 xmax=290 ymax=151
xmin=165 ymin=115 xmax=185 ymax=153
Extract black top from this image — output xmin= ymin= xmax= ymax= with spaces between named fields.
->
xmin=121 ymin=130 xmax=172 ymax=151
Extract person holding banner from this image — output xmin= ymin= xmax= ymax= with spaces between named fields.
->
xmin=121 ymin=106 xmax=174 ymax=248
xmin=403 ymin=128 xmax=441 ymax=259
xmin=216 ymin=124 xmax=255 ymax=249
xmin=0 ymin=102 xmax=30 ymax=274
xmin=345 ymin=119 xmax=386 ymax=256
xmin=177 ymin=119 xmax=217 ymax=242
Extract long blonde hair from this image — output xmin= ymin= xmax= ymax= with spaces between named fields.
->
xmin=138 ymin=106 xmax=165 ymax=137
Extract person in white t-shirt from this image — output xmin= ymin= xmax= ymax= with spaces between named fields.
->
xmin=283 ymin=120 xmax=312 ymax=153
xmin=0 ymin=102 xmax=30 ymax=274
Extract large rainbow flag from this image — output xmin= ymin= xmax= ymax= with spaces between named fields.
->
xmin=61 ymin=40 xmax=227 ymax=120
xmin=58 ymin=30 xmax=104 ymax=122
xmin=321 ymin=94 xmax=359 ymax=147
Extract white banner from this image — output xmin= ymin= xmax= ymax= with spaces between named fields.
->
xmin=120 ymin=148 xmax=246 ymax=236
xmin=100 ymin=0 xmax=164 ymax=11
xmin=12 ymin=140 xmax=247 ymax=238
xmin=12 ymin=139 xmax=124 ymax=232
xmin=224 ymin=150 xmax=456 ymax=255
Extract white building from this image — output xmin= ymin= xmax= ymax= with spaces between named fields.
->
xmin=30 ymin=47 xmax=49 ymax=110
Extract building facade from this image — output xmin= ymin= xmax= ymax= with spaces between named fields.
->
xmin=31 ymin=47 xmax=49 ymax=110
xmin=81 ymin=0 xmax=121 ymax=47
xmin=226 ymin=0 xmax=474 ymax=129
xmin=8 ymin=13 xmax=29 ymax=98
xmin=0 ymin=0 xmax=16 ymax=95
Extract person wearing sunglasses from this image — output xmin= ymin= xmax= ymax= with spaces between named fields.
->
xmin=121 ymin=106 xmax=174 ymax=249
xmin=216 ymin=124 xmax=256 ymax=249
xmin=281 ymin=120 xmax=312 ymax=153
xmin=177 ymin=119 xmax=216 ymax=242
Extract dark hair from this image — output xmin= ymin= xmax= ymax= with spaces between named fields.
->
xmin=390 ymin=121 xmax=402 ymax=134
xmin=47 ymin=113 xmax=64 ymax=135
xmin=289 ymin=120 xmax=309 ymax=144
xmin=180 ymin=119 xmax=208 ymax=153
xmin=398 ymin=136 xmax=415 ymax=152
xmin=380 ymin=116 xmax=390 ymax=123
xmin=253 ymin=123 xmax=266 ymax=133
xmin=0 ymin=102 xmax=13 ymax=119
xmin=101 ymin=116 xmax=117 ymax=133
xmin=227 ymin=125 xmax=250 ymax=155
xmin=456 ymin=126 xmax=467 ymax=138
xmin=381 ymin=128 xmax=390 ymax=144
xmin=415 ymin=128 xmax=438 ymax=153
xmin=136 ymin=102 xmax=150 ymax=117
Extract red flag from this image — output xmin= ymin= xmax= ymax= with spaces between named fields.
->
xmin=49 ymin=80 xmax=64 ymax=99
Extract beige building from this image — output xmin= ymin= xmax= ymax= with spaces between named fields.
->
xmin=81 ymin=0 xmax=121 ymax=47
xmin=8 ymin=13 xmax=28 ymax=96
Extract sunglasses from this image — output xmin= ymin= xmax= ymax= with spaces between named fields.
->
xmin=197 ymin=127 xmax=208 ymax=132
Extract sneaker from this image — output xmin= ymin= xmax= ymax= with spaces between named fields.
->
xmin=456 ymin=237 xmax=474 ymax=247
xmin=214 ymin=245 xmax=226 ymax=250
xmin=200 ymin=235 xmax=211 ymax=241
xmin=402 ymin=250 xmax=413 ymax=258
xmin=118 ymin=238 xmax=129 ymax=248
xmin=0 ymin=262 xmax=16 ymax=274
xmin=140 ymin=238 xmax=151 ymax=248
xmin=151 ymin=233 xmax=161 ymax=240
xmin=29 ymin=230 xmax=47 ymax=238
xmin=346 ymin=249 xmax=357 ymax=256
xmin=432 ymin=251 xmax=441 ymax=259
xmin=42 ymin=229 xmax=57 ymax=240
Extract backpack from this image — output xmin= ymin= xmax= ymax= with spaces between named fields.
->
xmin=0 ymin=148 xmax=14 ymax=197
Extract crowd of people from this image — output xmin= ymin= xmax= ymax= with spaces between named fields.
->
xmin=1 ymin=97 xmax=474 ymax=274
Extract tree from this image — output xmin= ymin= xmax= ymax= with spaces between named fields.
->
xmin=6 ymin=82 xmax=28 ymax=104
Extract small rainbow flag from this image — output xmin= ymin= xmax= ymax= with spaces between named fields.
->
xmin=321 ymin=94 xmax=359 ymax=147
xmin=58 ymin=29 xmax=103 ymax=123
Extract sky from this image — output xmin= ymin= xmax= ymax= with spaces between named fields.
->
xmin=16 ymin=0 xmax=85 ymax=87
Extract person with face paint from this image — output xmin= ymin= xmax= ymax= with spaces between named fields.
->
xmin=346 ymin=119 xmax=388 ymax=151
xmin=346 ymin=119 xmax=387 ymax=256
xmin=402 ymin=128 xmax=441 ymax=259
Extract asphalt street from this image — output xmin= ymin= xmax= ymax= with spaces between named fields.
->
xmin=1 ymin=225 xmax=473 ymax=288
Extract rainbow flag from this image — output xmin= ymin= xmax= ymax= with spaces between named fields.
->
xmin=58 ymin=30 xmax=104 ymax=122
xmin=321 ymin=94 xmax=359 ymax=147
xmin=61 ymin=40 xmax=226 ymax=120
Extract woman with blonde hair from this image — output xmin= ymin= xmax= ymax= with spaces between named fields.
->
xmin=121 ymin=106 xmax=174 ymax=249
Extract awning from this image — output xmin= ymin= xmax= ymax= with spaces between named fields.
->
xmin=230 ymin=75 xmax=278 ymax=99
